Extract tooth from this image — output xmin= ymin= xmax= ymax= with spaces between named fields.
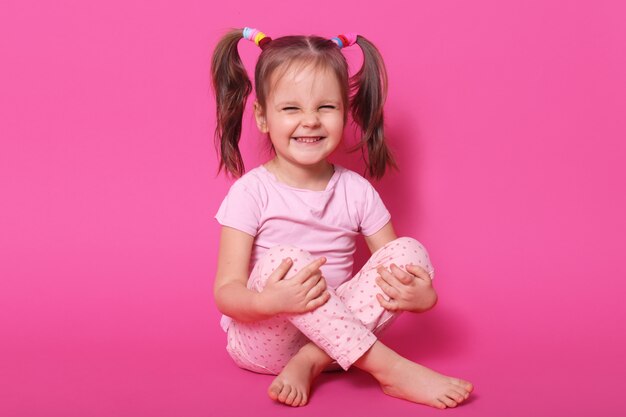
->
xmin=295 ymin=137 xmax=322 ymax=143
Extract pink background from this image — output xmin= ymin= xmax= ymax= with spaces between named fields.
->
xmin=1 ymin=1 xmax=625 ymax=416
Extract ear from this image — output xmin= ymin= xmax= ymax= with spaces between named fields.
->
xmin=253 ymin=101 xmax=268 ymax=133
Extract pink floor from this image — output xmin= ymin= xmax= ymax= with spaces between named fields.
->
xmin=3 ymin=298 xmax=625 ymax=417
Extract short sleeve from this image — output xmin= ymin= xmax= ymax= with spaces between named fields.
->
xmin=215 ymin=181 xmax=262 ymax=237
xmin=359 ymin=182 xmax=391 ymax=236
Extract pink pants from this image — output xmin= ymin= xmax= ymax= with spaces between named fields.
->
xmin=224 ymin=237 xmax=435 ymax=374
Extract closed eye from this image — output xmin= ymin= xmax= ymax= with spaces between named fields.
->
xmin=282 ymin=106 xmax=299 ymax=111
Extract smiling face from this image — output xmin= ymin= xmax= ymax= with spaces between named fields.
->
xmin=254 ymin=62 xmax=345 ymax=170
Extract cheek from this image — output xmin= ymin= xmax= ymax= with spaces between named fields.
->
xmin=267 ymin=118 xmax=296 ymax=135
xmin=329 ymin=117 xmax=345 ymax=134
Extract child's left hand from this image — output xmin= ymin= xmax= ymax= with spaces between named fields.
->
xmin=375 ymin=263 xmax=438 ymax=313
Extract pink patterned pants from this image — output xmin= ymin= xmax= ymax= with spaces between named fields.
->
xmin=224 ymin=237 xmax=434 ymax=374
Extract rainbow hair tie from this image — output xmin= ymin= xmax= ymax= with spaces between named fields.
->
xmin=331 ymin=33 xmax=358 ymax=48
xmin=242 ymin=27 xmax=272 ymax=49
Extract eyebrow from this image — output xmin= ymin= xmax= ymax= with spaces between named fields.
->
xmin=274 ymin=101 xmax=299 ymax=107
xmin=274 ymin=100 xmax=342 ymax=107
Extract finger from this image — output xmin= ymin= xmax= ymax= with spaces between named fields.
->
xmin=376 ymin=293 xmax=399 ymax=311
xmin=377 ymin=266 xmax=404 ymax=293
xmin=406 ymin=264 xmax=431 ymax=281
xmin=306 ymin=276 xmax=327 ymax=300
xmin=304 ymin=275 xmax=325 ymax=301
xmin=267 ymin=258 xmax=293 ymax=282
xmin=390 ymin=263 xmax=414 ymax=285
xmin=299 ymin=273 xmax=322 ymax=297
xmin=375 ymin=274 xmax=400 ymax=299
xmin=294 ymin=257 xmax=326 ymax=283
xmin=306 ymin=290 xmax=330 ymax=311
xmin=302 ymin=270 xmax=323 ymax=289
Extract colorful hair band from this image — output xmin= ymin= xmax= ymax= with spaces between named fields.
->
xmin=242 ymin=27 xmax=272 ymax=49
xmin=331 ymin=33 xmax=358 ymax=48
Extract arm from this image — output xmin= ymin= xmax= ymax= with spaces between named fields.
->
xmin=213 ymin=226 xmax=331 ymax=322
xmin=364 ymin=220 xmax=397 ymax=254
xmin=213 ymin=226 xmax=274 ymax=322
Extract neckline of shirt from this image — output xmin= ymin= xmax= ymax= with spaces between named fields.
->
xmin=259 ymin=164 xmax=343 ymax=193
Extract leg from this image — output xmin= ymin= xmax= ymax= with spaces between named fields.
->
xmin=267 ymin=339 xmax=335 ymax=407
xmin=354 ymin=340 xmax=473 ymax=409
xmin=320 ymin=236 xmax=435 ymax=371
xmin=274 ymin=237 xmax=473 ymax=408
xmin=343 ymin=237 xmax=472 ymax=408
xmin=252 ymin=246 xmax=376 ymax=406
xmin=226 ymin=244 xmax=374 ymax=406
xmin=231 ymin=237 xmax=430 ymax=373
xmin=269 ymin=237 xmax=429 ymax=404
xmin=335 ymin=236 xmax=436 ymax=334
xmin=224 ymin=246 xmax=311 ymax=375
xmin=283 ymin=237 xmax=436 ymax=372
xmin=280 ymin=338 xmax=474 ymax=408
xmin=248 ymin=246 xmax=378 ymax=371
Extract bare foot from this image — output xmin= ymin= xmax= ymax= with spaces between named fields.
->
xmin=377 ymin=357 xmax=474 ymax=409
xmin=268 ymin=344 xmax=332 ymax=407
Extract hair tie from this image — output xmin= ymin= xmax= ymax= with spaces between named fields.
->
xmin=242 ymin=27 xmax=272 ymax=50
xmin=331 ymin=33 xmax=358 ymax=48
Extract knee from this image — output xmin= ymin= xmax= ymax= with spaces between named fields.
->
xmin=390 ymin=236 xmax=428 ymax=254
xmin=390 ymin=237 xmax=435 ymax=278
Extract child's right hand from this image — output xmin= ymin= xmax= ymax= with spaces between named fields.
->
xmin=258 ymin=257 xmax=330 ymax=315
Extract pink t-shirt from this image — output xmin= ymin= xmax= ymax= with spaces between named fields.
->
xmin=215 ymin=164 xmax=391 ymax=289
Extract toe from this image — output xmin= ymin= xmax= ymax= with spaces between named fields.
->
xmin=285 ymin=388 xmax=298 ymax=405
xmin=448 ymin=389 xmax=465 ymax=403
xmin=452 ymin=378 xmax=473 ymax=393
xmin=293 ymin=390 xmax=303 ymax=407
xmin=268 ymin=380 xmax=283 ymax=401
xmin=278 ymin=385 xmax=292 ymax=403
xmin=436 ymin=400 xmax=447 ymax=409
xmin=440 ymin=395 xmax=458 ymax=408
xmin=285 ymin=388 xmax=298 ymax=406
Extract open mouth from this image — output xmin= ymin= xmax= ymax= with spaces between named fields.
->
xmin=292 ymin=137 xmax=324 ymax=143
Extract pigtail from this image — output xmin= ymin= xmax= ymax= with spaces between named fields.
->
xmin=211 ymin=29 xmax=253 ymax=177
xmin=349 ymin=36 xmax=397 ymax=179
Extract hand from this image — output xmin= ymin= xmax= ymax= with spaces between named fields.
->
xmin=259 ymin=257 xmax=331 ymax=315
xmin=375 ymin=263 xmax=438 ymax=313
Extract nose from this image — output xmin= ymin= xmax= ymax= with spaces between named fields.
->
xmin=301 ymin=111 xmax=321 ymax=128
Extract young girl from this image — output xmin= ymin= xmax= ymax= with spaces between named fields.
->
xmin=211 ymin=27 xmax=473 ymax=408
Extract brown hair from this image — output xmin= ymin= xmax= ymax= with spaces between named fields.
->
xmin=211 ymin=28 xmax=396 ymax=179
